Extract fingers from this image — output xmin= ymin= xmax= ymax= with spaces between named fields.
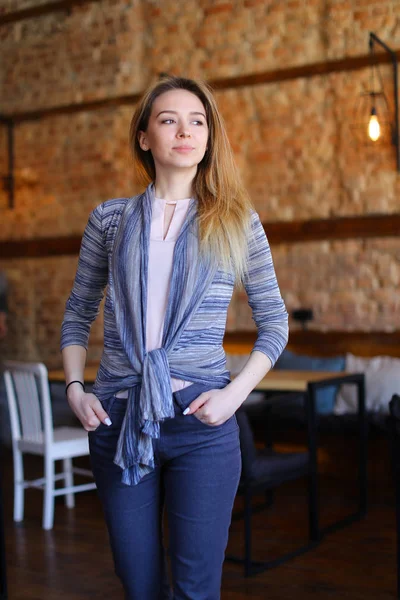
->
xmin=182 ymin=392 xmax=210 ymax=415
xmin=183 ymin=389 xmax=230 ymax=426
xmin=79 ymin=394 xmax=112 ymax=432
xmin=92 ymin=397 xmax=112 ymax=427
xmin=83 ymin=409 xmax=101 ymax=431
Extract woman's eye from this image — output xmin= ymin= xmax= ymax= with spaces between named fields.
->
xmin=160 ymin=118 xmax=205 ymax=126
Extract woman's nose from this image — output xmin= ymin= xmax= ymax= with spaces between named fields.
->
xmin=177 ymin=129 xmax=191 ymax=138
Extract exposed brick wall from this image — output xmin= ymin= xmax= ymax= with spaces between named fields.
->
xmin=0 ymin=1 xmax=146 ymax=113
xmin=0 ymin=107 xmax=137 ymax=238
xmin=0 ymin=255 xmax=106 ymax=367
xmin=0 ymin=0 xmax=50 ymax=13
xmin=3 ymin=0 xmax=400 ymax=112
xmin=1 ymin=0 xmax=400 ymax=366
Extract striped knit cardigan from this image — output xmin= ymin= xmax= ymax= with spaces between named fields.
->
xmin=61 ymin=184 xmax=289 ymax=485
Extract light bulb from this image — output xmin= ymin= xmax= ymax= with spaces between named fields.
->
xmin=368 ymin=113 xmax=381 ymax=141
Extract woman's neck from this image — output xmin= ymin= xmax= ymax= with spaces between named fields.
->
xmin=154 ymin=170 xmax=195 ymax=201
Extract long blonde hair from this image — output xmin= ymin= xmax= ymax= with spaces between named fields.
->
xmin=129 ymin=76 xmax=253 ymax=281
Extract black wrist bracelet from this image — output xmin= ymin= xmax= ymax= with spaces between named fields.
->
xmin=65 ymin=380 xmax=85 ymax=395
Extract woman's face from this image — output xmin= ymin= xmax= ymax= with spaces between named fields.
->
xmin=138 ymin=89 xmax=209 ymax=176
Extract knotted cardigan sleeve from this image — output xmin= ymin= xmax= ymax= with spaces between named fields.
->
xmin=242 ymin=211 xmax=289 ymax=366
xmin=61 ymin=204 xmax=108 ymax=351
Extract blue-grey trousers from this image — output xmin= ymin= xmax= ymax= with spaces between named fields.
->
xmin=89 ymin=382 xmax=241 ymax=600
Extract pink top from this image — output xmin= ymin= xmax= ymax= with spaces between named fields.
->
xmin=147 ymin=197 xmax=192 ymax=392
xmin=116 ymin=196 xmax=192 ymax=398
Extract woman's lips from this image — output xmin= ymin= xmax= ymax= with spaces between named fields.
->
xmin=173 ymin=146 xmax=194 ymax=153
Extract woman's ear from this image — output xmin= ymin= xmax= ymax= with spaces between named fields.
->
xmin=138 ymin=131 xmax=149 ymax=151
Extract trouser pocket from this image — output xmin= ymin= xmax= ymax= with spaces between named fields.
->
xmin=173 ymin=382 xmax=238 ymax=431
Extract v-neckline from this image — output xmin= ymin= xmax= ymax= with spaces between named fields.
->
xmin=153 ymin=197 xmax=191 ymax=242
xmin=162 ymin=201 xmax=177 ymax=241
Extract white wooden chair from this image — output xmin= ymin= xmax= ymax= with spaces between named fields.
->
xmin=3 ymin=361 xmax=96 ymax=530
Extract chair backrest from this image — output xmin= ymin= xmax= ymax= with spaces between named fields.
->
xmin=389 ymin=395 xmax=400 ymax=456
xmin=390 ymin=395 xmax=400 ymax=422
xmin=236 ymin=409 xmax=258 ymax=480
xmin=3 ymin=361 xmax=53 ymax=446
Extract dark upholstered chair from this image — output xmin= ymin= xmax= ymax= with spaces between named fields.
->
xmin=0 ymin=444 xmax=7 ymax=600
xmin=388 ymin=394 xmax=400 ymax=599
xmin=226 ymin=407 xmax=319 ymax=576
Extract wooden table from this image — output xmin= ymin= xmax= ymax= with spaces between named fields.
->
xmin=48 ymin=366 xmax=367 ymax=542
xmin=255 ymin=369 xmax=351 ymax=392
xmin=48 ymin=367 xmax=360 ymax=393
xmin=48 ymin=366 xmax=98 ymax=384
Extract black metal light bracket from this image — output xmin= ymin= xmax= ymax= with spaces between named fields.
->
xmin=0 ymin=115 xmax=15 ymax=209
xmin=369 ymin=32 xmax=400 ymax=171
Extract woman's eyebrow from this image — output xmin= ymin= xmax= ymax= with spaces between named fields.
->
xmin=156 ymin=110 xmax=206 ymax=119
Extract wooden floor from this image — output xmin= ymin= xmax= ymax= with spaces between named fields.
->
xmin=1 ymin=426 xmax=397 ymax=599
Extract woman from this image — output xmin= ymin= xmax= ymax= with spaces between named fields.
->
xmin=61 ymin=76 xmax=288 ymax=600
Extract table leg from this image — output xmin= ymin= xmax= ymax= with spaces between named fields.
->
xmin=306 ymin=387 xmax=320 ymax=542
xmin=357 ymin=376 xmax=368 ymax=517
xmin=310 ymin=373 xmax=367 ymax=538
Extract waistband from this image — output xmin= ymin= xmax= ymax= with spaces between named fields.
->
xmin=173 ymin=381 xmax=226 ymax=410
